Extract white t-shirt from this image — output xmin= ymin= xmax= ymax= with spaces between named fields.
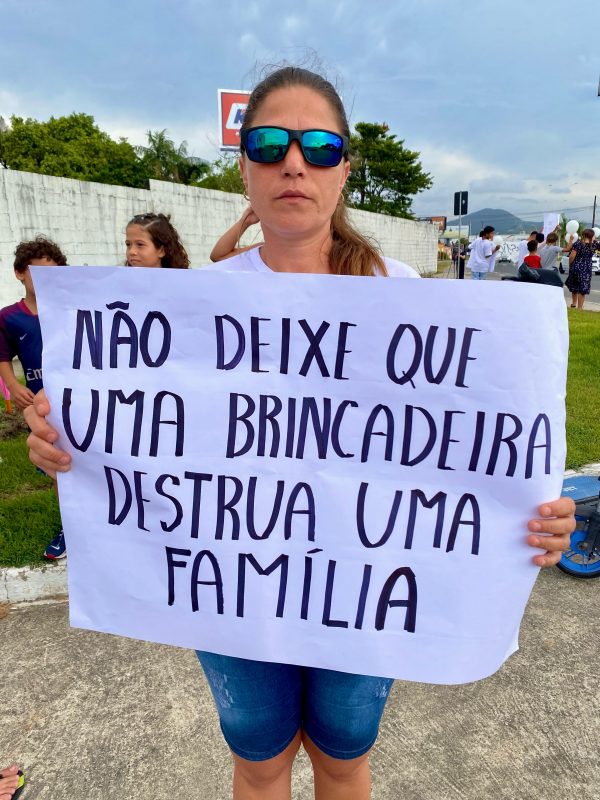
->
xmin=517 ymin=240 xmax=530 ymax=266
xmin=208 ymin=245 xmax=420 ymax=279
xmin=468 ymin=237 xmax=493 ymax=272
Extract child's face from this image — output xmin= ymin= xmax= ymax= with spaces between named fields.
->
xmin=125 ymin=225 xmax=165 ymax=268
xmin=16 ymin=257 xmax=58 ymax=296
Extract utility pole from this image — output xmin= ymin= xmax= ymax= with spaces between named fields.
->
xmin=453 ymin=191 xmax=468 ymax=279
xmin=593 ymin=195 xmax=597 ymax=228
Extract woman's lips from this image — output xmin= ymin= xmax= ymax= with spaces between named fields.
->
xmin=276 ymin=190 xmax=309 ymax=200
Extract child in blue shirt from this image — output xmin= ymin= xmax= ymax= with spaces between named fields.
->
xmin=0 ymin=236 xmax=68 ymax=559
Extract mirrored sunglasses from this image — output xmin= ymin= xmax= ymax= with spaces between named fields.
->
xmin=241 ymin=126 xmax=349 ymax=167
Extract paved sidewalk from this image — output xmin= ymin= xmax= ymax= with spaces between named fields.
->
xmin=1 ymin=564 xmax=599 ymax=800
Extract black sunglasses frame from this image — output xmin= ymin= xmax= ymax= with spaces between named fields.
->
xmin=240 ymin=126 xmax=349 ymax=167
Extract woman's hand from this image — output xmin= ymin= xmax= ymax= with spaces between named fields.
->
xmin=527 ymin=497 xmax=575 ymax=567
xmin=24 ymin=389 xmax=71 ymax=479
xmin=240 ymin=205 xmax=260 ymax=230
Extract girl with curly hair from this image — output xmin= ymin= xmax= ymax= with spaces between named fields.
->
xmin=125 ymin=212 xmax=190 ymax=269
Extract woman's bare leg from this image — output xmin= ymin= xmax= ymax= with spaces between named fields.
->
xmin=303 ymin=733 xmax=372 ymax=800
xmin=232 ymin=731 xmax=301 ymax=800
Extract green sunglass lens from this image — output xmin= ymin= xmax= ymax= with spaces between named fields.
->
xmin=247 ymin=128 xmax=290 ymax=163
xmin=302 ymin=131 xmax=343 ymax=166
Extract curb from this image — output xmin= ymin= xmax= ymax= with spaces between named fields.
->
xmin=1 ymin=562 xmax=67 ymax=605
xmin=1 ymin=466 xmax=599 ymax=607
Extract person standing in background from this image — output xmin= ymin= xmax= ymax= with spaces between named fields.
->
xmin=523 ymin=240 xmax=542 ymax=269
xmin=517 ymin=231 xmax=538 ymax=268
xmin=469 ymin=226 xmax=500 ymax=280
xmin=539 ymin=232 xmax=565 ymax=271
xmin=565 ymin=228 xmax=600 ymax=309
xmin=0 ymin=236 xmax=68 ymax=560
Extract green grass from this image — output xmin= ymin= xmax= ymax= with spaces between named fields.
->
xmin=0 ymin=311 xmax=598 ymax=567
xmin=565 ymin=310 xmax=600 ymax=468
xmin=0 ymin=426 xmax=60 ymax=567
xmin=0 ymin=490 xmax=61 ymax=566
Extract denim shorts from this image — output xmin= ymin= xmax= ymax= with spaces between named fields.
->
xmin=196 ymin=651 xmax=394 ymax=762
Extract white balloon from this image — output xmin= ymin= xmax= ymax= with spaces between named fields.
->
xmin=566 ymin=220 xmax=579 ymax=234
xmin=493 ymin=235 xmax=503 ymax=245
xmin=568 ymin=232 xmax=579 ymax=243
xmin=593 ymin=227 xmax=600 ymax=238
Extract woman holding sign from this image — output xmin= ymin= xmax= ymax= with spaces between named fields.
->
xmin=25 ymin=66 xmax=575 ymax=800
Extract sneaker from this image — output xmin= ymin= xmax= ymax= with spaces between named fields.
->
xmin=44 ymin=530 xmax=66 ymax=560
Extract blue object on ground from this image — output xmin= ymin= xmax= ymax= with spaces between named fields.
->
xmin=559 ymin=475 xmax=600 ymax=578
xmin=44 ymin=529 xmax=66 ymax=560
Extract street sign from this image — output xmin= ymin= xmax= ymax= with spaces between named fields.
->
xmin=218 ymin=89 xmax=251 ymax=150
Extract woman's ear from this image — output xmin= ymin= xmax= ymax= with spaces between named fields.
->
xmin=239 ymin=156 xmax=249 ymax=194
xmin=340 ymin=159 xmax=350 ymax=192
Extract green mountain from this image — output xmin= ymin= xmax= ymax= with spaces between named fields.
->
xmin=448 ymin=208 xmax=542 ymax=235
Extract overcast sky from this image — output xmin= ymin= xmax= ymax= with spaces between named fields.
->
xmin=2 ymin=0 xmax=599 ymax=221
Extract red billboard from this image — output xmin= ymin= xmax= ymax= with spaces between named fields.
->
xmin=218 ymin=89 xmax=251 ymax=150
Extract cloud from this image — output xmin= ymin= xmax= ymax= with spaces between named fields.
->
xmin=98 ymin=115 xmax=220 ymax=161
xmin=0 ymin=87 xmax=24 ymax=118
xmin=283 ymin=15 xmax=304 ymax=32
xmin=2 ymin=0 xmax=600 ymax=223
xmin=468 ymin=176 xmax=527 ymax=194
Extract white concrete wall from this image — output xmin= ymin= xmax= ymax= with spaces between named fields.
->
xmin=0 ymin=168 xmax=437 ymax=307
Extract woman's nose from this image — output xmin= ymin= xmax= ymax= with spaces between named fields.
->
xmin=280 ymin=140 xmax=306 ymax=176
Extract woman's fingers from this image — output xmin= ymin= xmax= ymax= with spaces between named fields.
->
xmin=537 ymin=497 xmax=576 ymax=520
xmin=23 ymin=389 xmax=70 ymax=477
xmin=527 ymin=496 xmax=576 ymax=567
xmin=528 ymin=516 xmax=575 ymax=535
xmin=531 ymin=549 xmax=564 ymax=568
xmin=23 ymin=390 xmax=53 ymax=436
xmin=26 ymin=432 xmax=71 ymax=477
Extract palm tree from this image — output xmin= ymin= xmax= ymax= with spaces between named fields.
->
xmin=136 ymin=129 xmax=208 ymax=185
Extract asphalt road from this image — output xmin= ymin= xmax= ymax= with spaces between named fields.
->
xmin=492 ymin=259 xmax=600 ymax=306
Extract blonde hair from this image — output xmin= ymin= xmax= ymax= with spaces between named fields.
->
xmin=242 ymin=66 xmax=387 ymax=277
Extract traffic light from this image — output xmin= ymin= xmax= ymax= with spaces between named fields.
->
xmin=453 ymin=191 xmax=468 ymax=216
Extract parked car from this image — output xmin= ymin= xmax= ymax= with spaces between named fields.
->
xmin=561 ymin=253 xmax=600 ymax=275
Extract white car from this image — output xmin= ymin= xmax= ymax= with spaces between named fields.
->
xmin=561 ymin=253 xmax=600 ymax=274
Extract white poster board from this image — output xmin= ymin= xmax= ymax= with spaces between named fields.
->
xmin=33 ymin=267 xmax=568 ymax=685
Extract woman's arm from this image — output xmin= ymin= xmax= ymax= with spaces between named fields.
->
xmin=210 ymin=207 xmax=261 ymax=262
xmin=567 ymin=238 xmax=580 ymax=265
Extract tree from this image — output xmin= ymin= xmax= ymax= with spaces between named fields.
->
xmin=198 ymin=155 xmax=245 ymax=194
xmin=0 ymin=113 xmax=147 ymax=187
xmin=135 ymin=129 xmax=209 ymax=185
xmin=558 ymin=215 xmax=586 ymax=246
xmin=346 ymin=122 xmax=432 ymax=218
